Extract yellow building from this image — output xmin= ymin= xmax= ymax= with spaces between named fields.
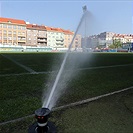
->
xmin=0 ymin=17 xmax=26 ymax=46
xmin=63 ymin=29 xmax=81 ymax=48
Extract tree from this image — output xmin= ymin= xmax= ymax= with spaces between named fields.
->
xmin=113 ymin=39 xmax=122 ymax=49
xmin=108 ymin=44 xmax=115 ymax=49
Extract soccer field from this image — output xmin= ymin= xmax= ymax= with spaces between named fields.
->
xmin=0 ymin=52 xmax=133 ymax=132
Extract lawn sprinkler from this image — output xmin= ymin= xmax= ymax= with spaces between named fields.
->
xmin=28 ymin=108 xmax=56 ymax=133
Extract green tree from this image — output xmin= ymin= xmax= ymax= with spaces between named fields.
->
xmin=113 ymin=39 xmax=122 ymax=49
xmin=109 ymin=44 xmax=115 ymax=49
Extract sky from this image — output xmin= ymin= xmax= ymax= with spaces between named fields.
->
xmin=0 ymin=0 xmax=132 ymax=35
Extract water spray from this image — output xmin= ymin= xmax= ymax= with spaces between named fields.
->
xmin=29 ymin=6 xmax=88 ymax=133
xmin=43 ymin=5 xmax=88 ymax=110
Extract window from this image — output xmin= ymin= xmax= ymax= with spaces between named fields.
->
xmin=8 ymin=37 xmax=12 ymax=40
xmin=8 ymin=25 xmax=12 ymax=29
xmin=13 ymin=37 xmax=16 ymax=40
xmin=18 ymin=26 xmax=21 ymax=29
xmin=22 ymin=26 xmax=26 ymax=30
xmin=8 ymin=31 xmax=12 ymax=34
xmin=3 ymin=24 xmax=7 ymax=28
xmin=0 ymin=24 xmax=2 ymax=28
xmin=3 ymin=30 xmax=7 ymax=34
xmin=13 ymin=31 xmax=16 ymax=34
xmin=3 ymin=36 xmax=7 ymax=40
xmin=13 ymin=25 xmax=17 ymax=29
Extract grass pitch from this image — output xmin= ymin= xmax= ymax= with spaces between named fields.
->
xmin=0 ymin=52 xmax=133 ymax=132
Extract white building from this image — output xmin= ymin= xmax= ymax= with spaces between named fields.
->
xmin=46 ymin=27 xmax=64 ymax=48
xmin=113 ymin=34 xmax=133 ymax=43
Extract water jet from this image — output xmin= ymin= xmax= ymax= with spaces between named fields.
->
xmin=29 ymin=5 xmax=89 ymax=132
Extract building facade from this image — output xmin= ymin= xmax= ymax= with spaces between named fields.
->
xmin=63 ymin=30 xmax=73 ymax=48
xmin=26 ymin=24 xmax=47 ymax=47
xmin=46 ymin=27 xmax=64 ymax=48
xmin=83 ymin=32 xmax=133 ymax=49
xmin=63 ymin=29 xmax=81 ymax=49
xmin=0 ymin=17 xmax=82 ymax=49
xmin=0 ymin=17 xmax=26 ymax=46
xmin=113 ymin=34 xmax=133 ymax=44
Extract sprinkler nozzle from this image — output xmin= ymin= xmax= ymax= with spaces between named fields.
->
xmin=35 ymin=108 xmax=50 ymax=133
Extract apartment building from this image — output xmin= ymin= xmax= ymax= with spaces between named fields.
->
xmin=113 ymin=34 xmax=133 ymax=43
xmin=63 ymin=30 xmax=73 ymax=48
xmin=26 ymin=24 xmax=47 ymax=47
xmin=46 ymin=27 xmax=64 ymax=48
xmin=0 ymin=17 xmax=82 ymax=49
xmin=74 ymin=34 xmax=81 ymax=48
xmin=63 ymin=29 xmax=81 ymax=49
xmin=0 ymin=17 xmax=26 ymax=46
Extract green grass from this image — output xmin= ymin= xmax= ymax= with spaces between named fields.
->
xmin=1 ymin=53 xmax=64 ymax=72
xmin=1 ymin=65 xmax=133 ymax=122
xmin=0 ymin=74 xmax=46 ymax=122
xmin=0 ymin=89 xmax=133 ymax=133
xmin=0 ymin=54 xmax=27 ymax=74
xmin=53 ymin=89 xmax=133 ymax=133
xmin=1 ymin=52 xmax=133 ymax=73
xmin=0 ymin=52 xmax=133 ymax=132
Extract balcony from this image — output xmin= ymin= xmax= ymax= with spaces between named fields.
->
xmin=37 ymin=38 xmax=47 ymax=42
xmin=37 ymin=42 xmax=47 ymax=46
xmin=56 ymin=38 xmax=64 ymax=41
xmin=18 ymin=37 xmax=26 ymax=42
xmin=56 ymin=42 xmax=64 ymax=46
xmin=37 ymin=36 xmax=47 ymax=39
xmin=18 ymin=34 xmax=26 ymax=37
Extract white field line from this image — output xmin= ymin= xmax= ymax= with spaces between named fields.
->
xmin=0 ymin=86 xmax=133 ymax=126
xmin=53 ymin=86 xmax=133 ymax=111
xmin=1 ymin=54 xmax=37 ymax=73
xmin=76 ymin=63 xmax=133 ymax=71
xmin=0 ymin=63 xmax=133 ymax=77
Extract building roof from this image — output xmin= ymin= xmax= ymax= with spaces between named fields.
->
xmin=45 ymin=26 xmax=64 ymax=32
xmin=113 ymin=34 xmax=133 ymax=38
xmin=62 ymin=29 xmax=74 ymax=35
xmin=0 ymin=17 xmax=26 ymax=25
xmin=26 ymin=24 xmax=46 ymax=30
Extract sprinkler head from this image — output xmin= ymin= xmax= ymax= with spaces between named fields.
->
xmin=82 ymin=5 xmax=87 ymax=13
xmin=35 ymin=108 xmax=50 ymax=133
xmin=28 ymin=108 xmax=56 ymax=133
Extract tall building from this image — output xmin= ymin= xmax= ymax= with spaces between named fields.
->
xmin=74 ymin=34 xmax=81 ymax=48
xmin=0 ymin=17 xmax=26 ymax=46
xmin=63 ymin=29 xmax=81 ymax=49
xmin=46 ymin=26 xmax=64 ymax=48
xmin=84 ymin=32 xmax=116 ymax=48
xmin=0 ymin=17 xmax=82 ymax=49
xmin=113 ymin=34 xmax=133 ymax=43
xmin=98 ymin=32 xmax=115 ymax=47
xmin=63 ymin=30 xmax=73 ymax=48
xmin=26 ymin=24 xmax=47 ymax=47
